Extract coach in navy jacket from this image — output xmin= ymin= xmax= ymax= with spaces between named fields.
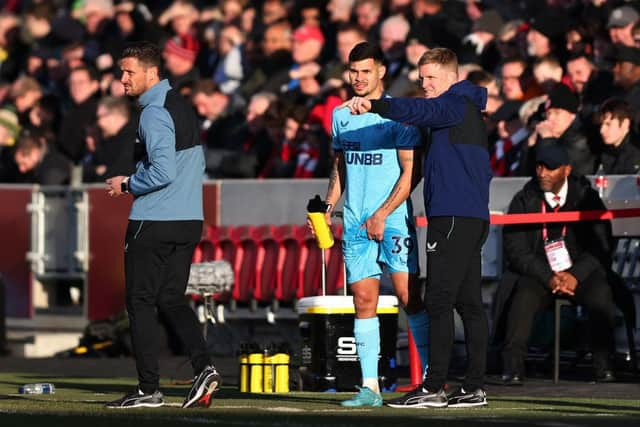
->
xmin=369 ymin=78 xmax=491 ymax=221
xmin=345 ymin=48 xmax=492 ymax=408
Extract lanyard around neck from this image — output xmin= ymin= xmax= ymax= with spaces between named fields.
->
xmin=541 ymin=200 xmax=567 ymax=242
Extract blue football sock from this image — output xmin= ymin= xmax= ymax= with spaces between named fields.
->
xmin=407 ymin=310 xmax=430 ymax=377
xmin=354 ymin=317 xmax=380 ymax=381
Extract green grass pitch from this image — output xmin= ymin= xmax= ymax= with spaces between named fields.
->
xmin=0 ymin=372 xmax=638 ymax=427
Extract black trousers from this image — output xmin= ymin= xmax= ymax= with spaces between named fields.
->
xmin=423 ymin=216 xmax=489 ymax=391
xmin=502 ymin=268 xmax=615 ymax=376
xmin=124 ymin=220 xmax=210 ymax=393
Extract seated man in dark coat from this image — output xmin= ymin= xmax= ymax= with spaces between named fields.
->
xmin=493 ymin=143 xmax=616 ymax=384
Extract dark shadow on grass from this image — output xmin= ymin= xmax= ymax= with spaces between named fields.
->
xmin=215 ymin=387 xmax=350 ymax=405
xmin=496 ymin=397 xmax=640 ymax=414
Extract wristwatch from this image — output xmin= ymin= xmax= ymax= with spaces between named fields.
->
xmin=325 ymin=203 xmax=333 ymax=213
xmin=121 ymin=177 xmax=130 ymax=194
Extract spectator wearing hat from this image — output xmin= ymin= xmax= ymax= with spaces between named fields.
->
xmin=163 ymin=35 xmax=200 ymax=95
xmin=493 ymin=142 xmax=617 ymax=385
xmin=0 ymin=106 xmax=20 ymax=147
xmin=284 ymin=24 xmax=326 ymax=93
xmin=597 ymin=98 xmax=640 ymax=175
xmin=280 ymin=24 xmax=339 ymax=135
xmin=0 ymin=106 xmax=20 ymax=182
xmin=607 ymin=5 xmax=639 ymax=47
xmin=460 ymin=9 xmax=503 ymax=73
xmin=526 ymin=83 xmax=599 ymax=177
xmin=489 ymin=100 xmax=527 ymax=177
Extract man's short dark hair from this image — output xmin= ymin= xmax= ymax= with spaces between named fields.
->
xmin=599 ymin=98 xmax=634 ymax=123
xmin=566 ymin=47 xmax=593 ymax=64
xmin=348 ymin=42 xmax=384 ymax=64
xmin=120 ymin=41 xmax=162 ymax=69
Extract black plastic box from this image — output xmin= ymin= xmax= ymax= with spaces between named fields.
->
xmin=297 ymin=295 xmax=398 ymax=391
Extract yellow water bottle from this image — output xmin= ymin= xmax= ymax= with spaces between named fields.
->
xmin=249 ymin=351 xmax=264 ymax=393
xmin=274 ymin=352 xmax=290 ymax=393
xmin=263 ymin=347 xmax=274 ymax=393
xmin=307 ymin=195 xmax=334 ymax=249
xmin=238 ymin=345 xmax=249 ymax=392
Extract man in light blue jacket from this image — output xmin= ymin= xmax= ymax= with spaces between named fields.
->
xmin=105 ymin=41 xmax=220 ymax=409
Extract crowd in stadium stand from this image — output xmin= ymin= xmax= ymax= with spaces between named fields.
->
xmin=1 ymin=0 xmax=640 ymax=184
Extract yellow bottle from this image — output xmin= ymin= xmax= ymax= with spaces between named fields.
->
xmin=263 ymin=349 xmax=274 ymax=393
xmin=239 ymin=352 xmax=249 ymax=392
xmin=274 ymin=352 xmax=290 ymax=393
xmin=249 ymin=352 xmax=264 ymax=393
xmin=307 ymin=195 xmax=334 ymax=249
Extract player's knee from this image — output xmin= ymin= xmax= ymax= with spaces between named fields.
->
xmin=353 ymin=291 xmax=377 ymax=313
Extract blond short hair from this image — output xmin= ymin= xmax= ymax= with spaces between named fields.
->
xmin=418 ymin=47 xmax=459 ymax=74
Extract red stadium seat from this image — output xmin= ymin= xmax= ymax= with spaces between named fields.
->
xmin=253 ymin=224 xmax=278 ymax=303
xmin=207 ymin=225 xmax=237 ymax=264
xmin=192 ymin=238 xmax=215 ymax=263
xmin=273 ymin=224 xmax=302 ymax=303
xmin=205 ymin=225 xmax=241 ymax=303
xmin=229 ymin=225 xmax=258 ymax=304
xmin=296 ymin=225 xmax=322 ymax=298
